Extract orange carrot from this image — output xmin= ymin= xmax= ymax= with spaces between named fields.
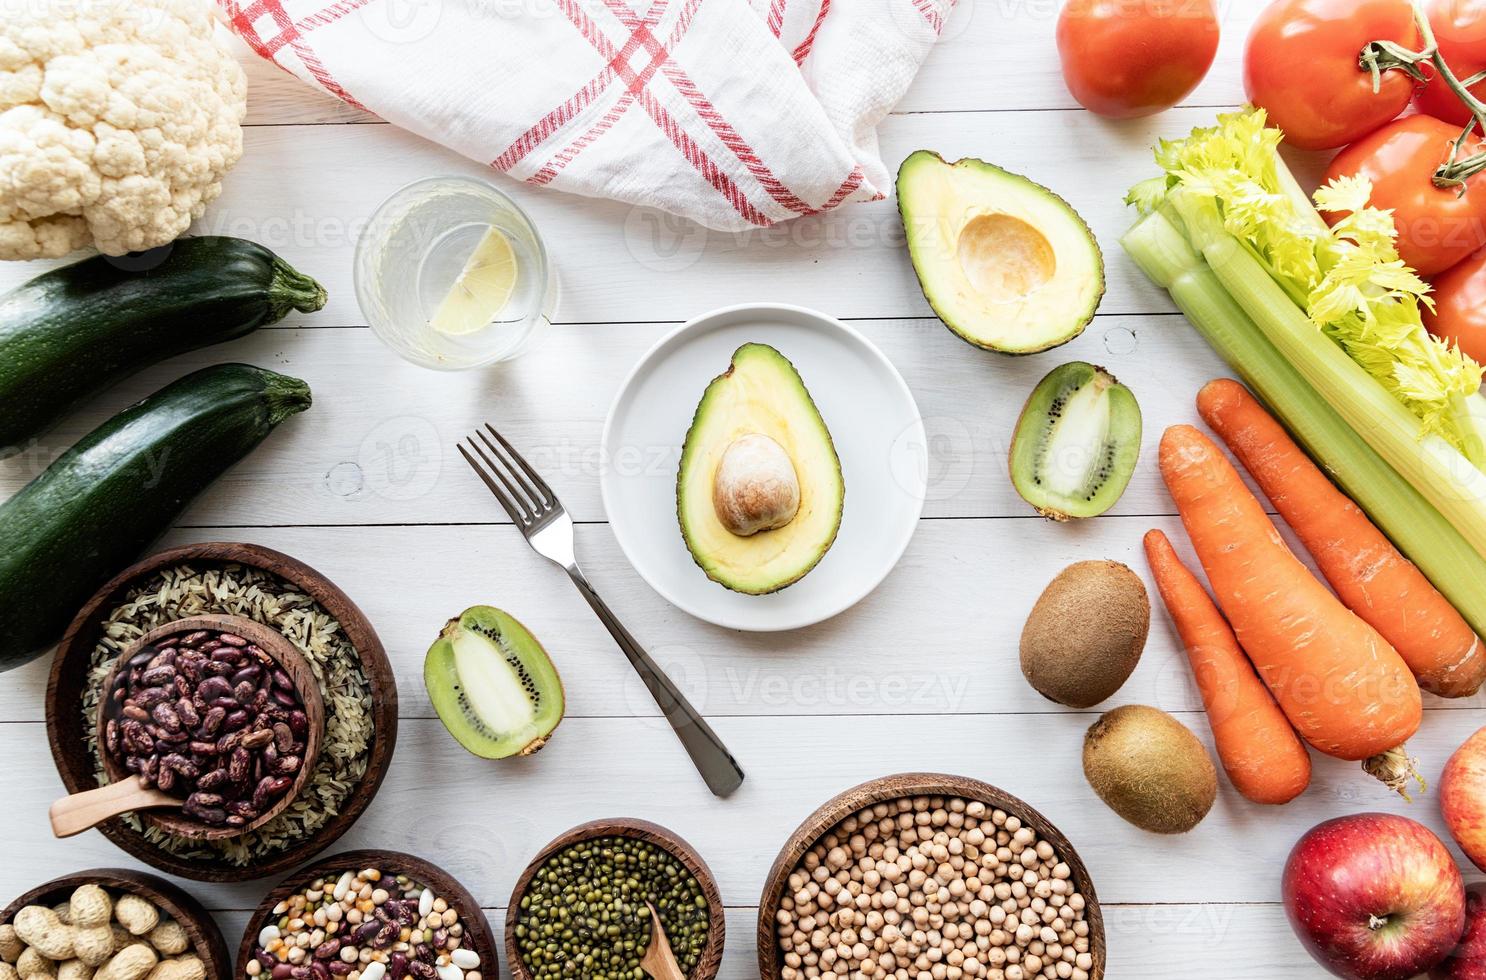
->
xmin=1158 ymin=424 xmax=1422 ymax=792
xmin=1197 ymin=379 xmax=1484 ymax=698
xmin=1143 ymin=529 xmax=1311 ymax=805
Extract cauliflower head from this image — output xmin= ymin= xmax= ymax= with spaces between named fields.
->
xmin=0 ymin=0 xmax=248 ymax=260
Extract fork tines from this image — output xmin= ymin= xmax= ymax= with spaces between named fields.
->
xmin=458 ymin=424 xmax=557 ymax=527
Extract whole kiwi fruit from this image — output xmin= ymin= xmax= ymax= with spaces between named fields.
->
xmin=1083 ymin=704 xmax=1217 ymax=834
xmin=1020 ymin=560 xmax=1149 ymax=708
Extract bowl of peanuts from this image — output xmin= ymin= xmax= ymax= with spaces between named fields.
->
xmin=758 ymin=773 xmax=1105 ymax=980
xmin=1 ymin=868 xmax=231 ymax=979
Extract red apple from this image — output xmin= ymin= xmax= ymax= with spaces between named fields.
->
xmin=1442 ymin=726 xmax=1486 ymax=873
xmin=1433 ymin=885 xmax=1486 ymax=980
xmin=1284 ymin=813 xmax=1465 ymax=980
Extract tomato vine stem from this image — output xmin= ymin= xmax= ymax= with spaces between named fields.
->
xmin=1361 ymin=2 xmax=1486 ymax=190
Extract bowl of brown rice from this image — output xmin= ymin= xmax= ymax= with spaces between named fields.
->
xmin=45 ymin=542 xmax=399 ymax=883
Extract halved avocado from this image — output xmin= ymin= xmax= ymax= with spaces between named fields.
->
xmin=677 ymin=343 xmax=844 ymax=594
xmin=424 ymin=606 xmax=565 ymax=759
xmin=897 ymin=151 xmax=1105 ymax=354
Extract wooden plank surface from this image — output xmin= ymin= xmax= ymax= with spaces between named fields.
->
xmin=0 ymin=3 xmax=1465 ymax=979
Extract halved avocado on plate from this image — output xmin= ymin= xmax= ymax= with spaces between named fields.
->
xmin=677 ymin=343 xmax=844 ymax=595
xmin=897 ymin=151 xmax=1105 ymax=354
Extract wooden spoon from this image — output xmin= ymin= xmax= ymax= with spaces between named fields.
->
xmin=49 ymin=614 xmax=323 ymax=841
xmin=639 ymin=901 xmax=687 ymax=980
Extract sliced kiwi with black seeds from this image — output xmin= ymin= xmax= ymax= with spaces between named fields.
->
xmin=424 ymin=605 xmax=565 ymax=759
xmin=1009 ymin=361 xmax=1141 ymax=520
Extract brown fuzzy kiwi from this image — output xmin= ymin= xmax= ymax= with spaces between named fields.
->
xmin=1019 ymin=560 xmax=1149 ymax=708
xmin=1083 ymin=705 xmax=1217 ymax=834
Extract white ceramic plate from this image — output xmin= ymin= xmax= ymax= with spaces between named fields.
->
xmin=601 ymin=303 xmax=927 ymax=631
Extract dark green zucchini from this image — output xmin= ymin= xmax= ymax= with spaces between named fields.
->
xmin=0 ymin=363 xmax=312 ymax=671
xmin=0 ymin=236 xmax=325 ymax=450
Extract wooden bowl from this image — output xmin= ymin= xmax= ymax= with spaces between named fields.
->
xmin=95 ymin=613 xmax=326 ymax=840
xmin=2 ymin=868 xmax=231 ymax=977
xmin=757 ymin=773 xmax=1106 ymax=980
xmin=47 ymin=541 xmax=398 ymax=882
xmin=236 ymin=849 xmax=499 ymax=978
xmin=505 ymin=818 xmax=725 ymax=980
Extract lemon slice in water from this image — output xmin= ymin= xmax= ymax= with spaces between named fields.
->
xmin=429 ymin=225 xmax=518 ymax=337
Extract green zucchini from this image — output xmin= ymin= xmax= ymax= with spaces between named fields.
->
xmin=0 ymin=236 xmax=325 ymax=450
xmin=0 ymin=363 xmax=312 ymax=671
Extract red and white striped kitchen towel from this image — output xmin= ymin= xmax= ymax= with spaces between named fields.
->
xmin=218 ymin=0 xmax=955 ymax=230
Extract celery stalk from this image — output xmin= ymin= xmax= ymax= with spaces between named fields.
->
xmin=1169 ymin=189 xmax=1486 ymax=563
xmin=1145 ymin=109 xmax=1486 ymax=462
xmin=1274 ymin=151 xmax=1329 ymax=236
xmin=1123 ymin=210 xmax=1486 ymax=640
xmin=1457 ymin=391 xmax=1486 ymax=470
xmin=1270 ymin=153 xmax=1486 ymax=470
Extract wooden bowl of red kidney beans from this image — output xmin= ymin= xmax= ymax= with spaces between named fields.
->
xmin=98 ymin=613 xmax=325 ymax=841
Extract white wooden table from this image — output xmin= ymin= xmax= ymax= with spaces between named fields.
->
xmin=1 ymin=2 xmax=1480 ymax=976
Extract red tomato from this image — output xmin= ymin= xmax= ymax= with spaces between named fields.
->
xmin=1425 ymin=246 xmax=1486 ymax=363
xmin=1245 ymin=0 xmax=1421 ymax=150
xmin=1415 ymin=0 xmax=1486 ymax=126
xmin=1324 ymin=115 xmax=1486 ymax=276
xmin=1056 ymin=0 xmax=1220 ymax=119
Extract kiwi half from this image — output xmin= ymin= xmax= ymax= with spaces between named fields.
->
xmin=1009 ymin=361 xmax=1141 ymax=520
xmin=424 ymin=606 xmax=565 ymax=759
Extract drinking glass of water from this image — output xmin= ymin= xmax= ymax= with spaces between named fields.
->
xmin=355 ymin=175 xmax=556 ymax=370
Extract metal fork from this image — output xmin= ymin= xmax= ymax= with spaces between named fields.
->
xmin=458 ymin=424 xmax=745 ymax=798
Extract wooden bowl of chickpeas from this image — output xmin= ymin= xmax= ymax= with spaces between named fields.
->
xmin=758 ymin=773 xmax=1105 ymax=980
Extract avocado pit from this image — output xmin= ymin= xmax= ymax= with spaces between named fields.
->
xmin=956 ymin=212 xmax=1058 ymax=302
xmin=712 ymin=432 xmax=801 ymax=537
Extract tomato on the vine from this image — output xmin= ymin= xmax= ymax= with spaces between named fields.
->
xmin=1245 ymin=0 xmax=1421 ymax=151
xmin=1415 ymin=0 xmax=1486 ymax=126
xmin=1056 ymin=0 xmax=1220 ymax=119
xmin=1425 ymin=247 xmax=1486 ymax=363
xmin=1324 ymin=115 xmax=1486 ymax=277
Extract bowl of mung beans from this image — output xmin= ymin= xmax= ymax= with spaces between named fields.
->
xmin=505 ymin=817 xmax=724 ymax=980
xmin=236 ymin=848 xmax=497 ymax=980
xmin=758 ymin=773 xmax=1105 ymax=980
